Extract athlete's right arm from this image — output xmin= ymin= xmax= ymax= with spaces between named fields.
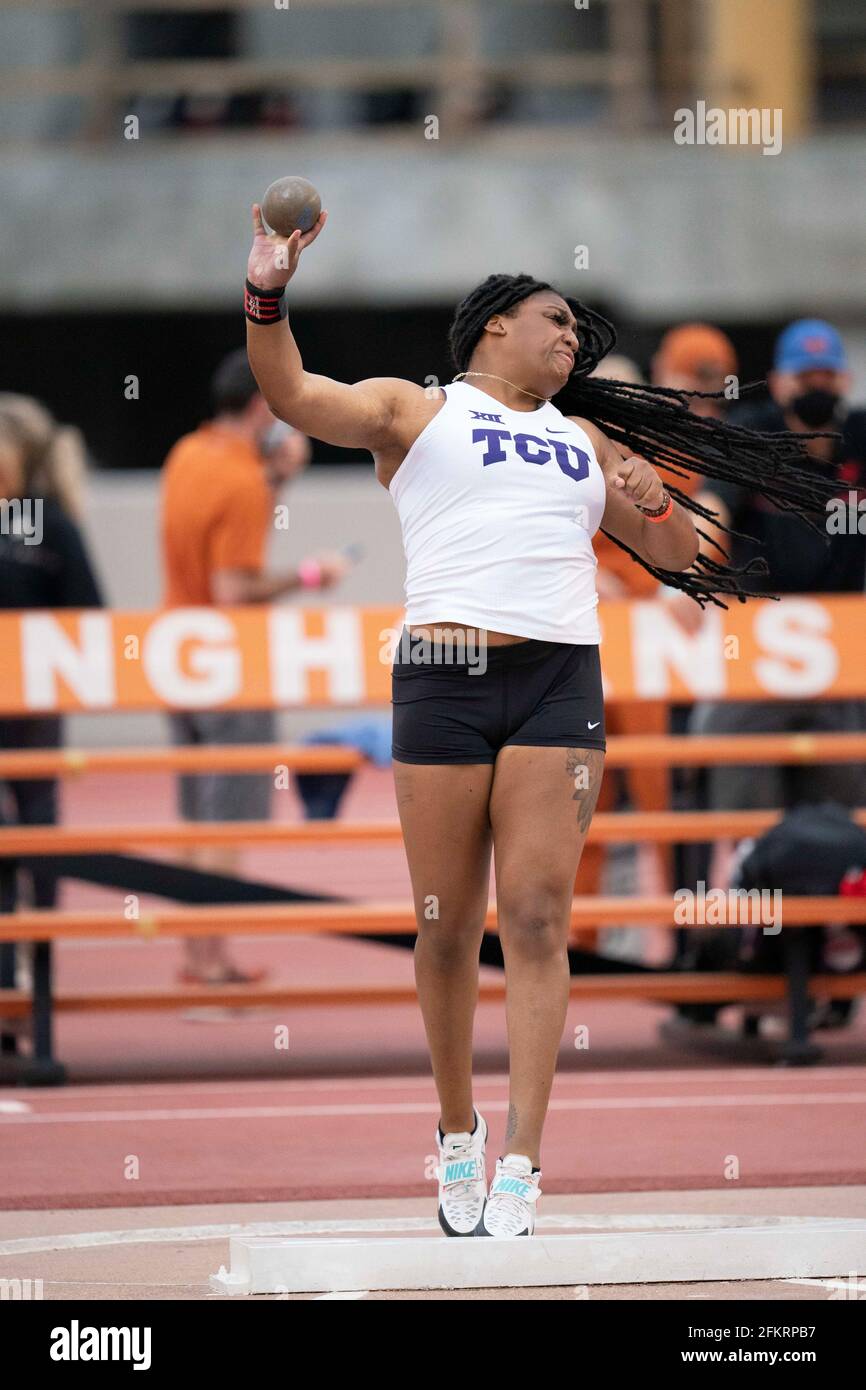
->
xmin=245 ymin=204 xmax=412 ymax=451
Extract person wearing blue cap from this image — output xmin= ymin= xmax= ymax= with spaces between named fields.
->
xmin=705 ymin=317 xmax=866 ymax=592
xmin=669 ymin=316 xmax=865 ymax=610
xmin=769 ymin=318 xmax=851 ymax=431
xmin=684 ymin=315 xmax=866 ymax=845
xmin=668 ymin=319 xmax=866 ymax=1030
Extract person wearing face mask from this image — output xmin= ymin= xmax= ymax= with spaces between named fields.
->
xmin=663 ymin=320 xmax=866 ymax=1029
xmin=691 ymin=318 xmax=866 ymax=759
xmin=731 ymin=319 xmax=863 ymax=484
xmin=766 ymin=319 xmax=854 ymax=433
xmin=680 ymin=319 xmax=865 ymax=601
xmin=684 ymin=319 xmax=866 ymax=857
xmin=160 ymin=349 xmax=350 ymax=986
xmin=667 ymin=320 xmax=865 ymax=624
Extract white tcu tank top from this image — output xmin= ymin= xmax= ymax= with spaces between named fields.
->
xmin=388 ymin=381 xmax=608 ymax=644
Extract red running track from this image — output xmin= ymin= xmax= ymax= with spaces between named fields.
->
xmin=1 ymin=766 xmax=865 ymax=1212
xmin=1 ymin=1067 xmax=866 ymax=1210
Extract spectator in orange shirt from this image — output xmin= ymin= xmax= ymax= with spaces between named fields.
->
xmin=160 ymin=349 xmax=349 ymax=984
xmin=652 ymin=323 xmax=740 ymax=632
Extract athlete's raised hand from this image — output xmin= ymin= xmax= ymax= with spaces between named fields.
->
xmin=247 ymin=203 xmax=327 ymax=291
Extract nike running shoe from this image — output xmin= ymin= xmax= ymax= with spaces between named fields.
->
xmin=475 ymin=1153 xmax=541 ymax=1237
xmin=436 ymin=1107 xmax=488 ymax=1237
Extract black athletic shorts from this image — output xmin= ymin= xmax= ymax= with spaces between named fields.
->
xmin=391 ymin=629 xmax=606 ymax=764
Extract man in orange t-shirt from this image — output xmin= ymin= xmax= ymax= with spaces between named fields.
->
xmin=161 ymin=421 xmax=271 ymax=608
xmin=160 ymin=349 xmax=348 ymax=983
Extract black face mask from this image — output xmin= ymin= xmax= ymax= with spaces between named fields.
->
xmin=790 ymin=388 xmax=841 ymax=429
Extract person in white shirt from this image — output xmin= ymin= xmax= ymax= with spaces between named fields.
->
xmin=243 ymin=205 xmax=833 ymax=1238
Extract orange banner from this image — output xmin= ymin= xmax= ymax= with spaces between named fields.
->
xmin=0 ymin=597 xmax=863 ymax=714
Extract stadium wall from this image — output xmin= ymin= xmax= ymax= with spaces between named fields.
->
xmin=2 ymin=134 xmax=865 ymax=318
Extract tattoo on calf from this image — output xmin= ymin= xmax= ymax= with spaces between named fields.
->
xmin=505 ymin=1103 xmax=518 ymax=1144
xmin=566 ymin=747 xmax=604 ymax=834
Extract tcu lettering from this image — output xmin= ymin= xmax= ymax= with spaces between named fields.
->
xmin=471 ymin=427 xmax=590 ymax=482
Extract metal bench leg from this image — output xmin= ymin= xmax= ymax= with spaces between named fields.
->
xmin=778 ymin=927 xmax=822 ymax=1066
xmin=27 ymin=940 xmax=65 ymax=1085
xmin=0 ymin=941 xmax=17 ymax=1056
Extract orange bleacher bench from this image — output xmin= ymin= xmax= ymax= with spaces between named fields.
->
xmin=2 ymin=733 xmax=866 ymax=1080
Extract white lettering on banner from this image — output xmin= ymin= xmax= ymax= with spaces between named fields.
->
xmin=21 ymin=613 xmax=114 ymax=709
xmin=268 ymin=608 xmax=365 ymax=702
xmin=142 ymin=609 xmax=241 ymax=706
xmin=753 ymin=600 xmax=839 ymax=697
xmin=631 ymin=602 xmax=724 ymax=697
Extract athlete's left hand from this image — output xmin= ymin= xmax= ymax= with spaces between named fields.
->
xmin=607 ymin=441 xmax=666 ymax=511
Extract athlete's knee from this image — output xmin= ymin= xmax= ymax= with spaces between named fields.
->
xmin=498 ymin=890 xmax=569 ymax=958
xmin=415 ymin=913 xmax=484 ymax=967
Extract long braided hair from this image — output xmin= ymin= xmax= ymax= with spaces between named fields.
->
xmin=448 ymin=274 xmax=837 ymax=609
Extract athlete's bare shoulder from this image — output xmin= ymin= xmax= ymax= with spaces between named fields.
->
xmin=365 ymin=378 xmax=447 ymax=489
xmin=354 ymin=375 xmax=427 ymax=400
xmin=356 ymin=376 xmax=442 ymax=416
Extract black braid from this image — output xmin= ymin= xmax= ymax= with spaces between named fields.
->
xmin=448 ymin=273 xmax=839 ymax=609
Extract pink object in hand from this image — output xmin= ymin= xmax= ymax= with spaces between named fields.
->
xmin=298 ymin=558 xmax=323 ymax=589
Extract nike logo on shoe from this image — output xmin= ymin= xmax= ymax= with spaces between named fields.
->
xmin=492 ymin=1176 xmax=532 ymax=1199
xmin=443 ymin=1159 xmax=479 ymax=1183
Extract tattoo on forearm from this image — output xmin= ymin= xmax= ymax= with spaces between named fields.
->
xmin=566 ymin=747 xmax=605 ymax=834
xmin=505 ymin=1103 xmax=518 ymax=1144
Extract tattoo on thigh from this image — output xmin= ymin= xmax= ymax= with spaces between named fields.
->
xmin=505 ymin=1103 xmax=518 ymax=1143
xmin=566 ymin=747 xmax=605 ymax=834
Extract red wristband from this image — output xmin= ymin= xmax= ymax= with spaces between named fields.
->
xmin=244 ymin=278 xmax=287 ymax=325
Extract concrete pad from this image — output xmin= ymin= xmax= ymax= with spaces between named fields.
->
xmin=209 ymin=1216 xmax=866 ymax=1295
xmin=2 ymin=1188 xmax=865 ymax=1300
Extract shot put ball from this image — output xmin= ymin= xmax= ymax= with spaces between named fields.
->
xmin=261 ymin=176 xmax=322 ymax=237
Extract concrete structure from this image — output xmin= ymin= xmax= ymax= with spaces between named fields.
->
xmin=2 ymin=134 xmax=866 ymax=323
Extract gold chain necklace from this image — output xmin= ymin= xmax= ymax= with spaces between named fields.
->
xmin=452 ymin=371 xmax=550 ymax=404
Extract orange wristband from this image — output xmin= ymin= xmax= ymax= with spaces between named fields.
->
xmin=639 ymin=492 xmax=674 ymax=523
